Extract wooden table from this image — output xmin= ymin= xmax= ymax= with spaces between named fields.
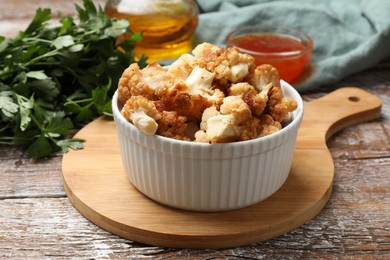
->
xmin=1 ymin=1 xmax=389 ymax=258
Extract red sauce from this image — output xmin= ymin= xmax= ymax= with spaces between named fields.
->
xmin=231 ymin=34 xmax=311 ymax=83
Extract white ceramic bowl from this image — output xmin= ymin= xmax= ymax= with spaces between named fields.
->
xmin=112 ymin=80 xmax=303 ymax=212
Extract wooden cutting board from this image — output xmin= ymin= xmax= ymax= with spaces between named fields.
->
xmin=62 ymin=87 xmax=382 ymax=249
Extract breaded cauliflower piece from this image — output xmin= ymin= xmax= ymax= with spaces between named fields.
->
xmin=238 ymin=117 xmax=262 ymax=141
xmin=258 ymin=114 xmax=282 ymax=137
xmin=201 ymin=114 xmax=240 ymax=143
xmin=196 ymin=45 xmax=256 ymax=88
xmin=118 ymin=42 xmax=298 ymax=143
xmin=199 ymin=106 xmax=220 ymax=131
xmin=235 ymin=113 xmax=282 ymax=141
xmin=157 ymin=66 xmax=224 ymax=121
xmin=266 ymin=84 xmax=298 ymax=122
xmin=228 ymin=82 xmax=271 ymax=116
xmin=248 ymin=64 xmax=281 ymax=92
xmin=156 ymin=110 xmax=189 ymax=141
xmin=167 ymin=53 xmax=197 ymax=80
xmin=185 ymin=66 xmax=225 ymax=105
xmin=192 ymin=42 xmax=221 ymax=60
xmin=121 ymin=96 xmax=162 ymax=135
xmin=247 ymin=64 xmax=297 ymax=122
xmin=195 ymin=96 xmax=253 ymax=143
xmin=118 ymin=62 xmax=169 ymax=104
xmin=220 ymin=96 xmax=252 ymax=123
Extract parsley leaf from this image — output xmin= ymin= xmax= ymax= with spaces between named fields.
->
xmin=0 ymin=94 xmax=18 ymax=119
xmin=0 ymin=0 xmax=147 ymax=159
xmin=52 ymin=35 xmax=75 ymax=49
xmin=26 ymin=135 xmax=52 ymax=159
xmin=56 ymin=138 xmax=84 ymax=153
xmin=15 ymin=94 xmax=34 ymax=131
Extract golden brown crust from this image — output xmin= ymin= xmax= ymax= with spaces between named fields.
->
xmin=156 ymin=111 xmax=189 ymax=141
xmin=117 ymin=42 xmax=297 ymax=142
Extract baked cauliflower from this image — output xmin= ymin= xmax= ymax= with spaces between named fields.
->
xmin=193 ymin=43 xmax=256 ymax=88
xmin=121 ymin=96 xmax=162 ymax=135
xmin=118 ymin=62 xmax=169 ymax=104
xmin=156 ymin=66 xmax=224 ymax=121
xmin=118 ymin=42 xmax=297 ymax=142
xmin=247 ymin=64 xmax=297 ymax=122
xmin=195 ymin=96 xmax=253 ymax=143
xmin=228 ymin=82 xmax=271 ymax=117
xmin=167 ymin=53 xmax=197 ymax=81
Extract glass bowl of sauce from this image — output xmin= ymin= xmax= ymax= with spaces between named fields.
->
xmin=226 ymin=25 xmax=313 ymax=83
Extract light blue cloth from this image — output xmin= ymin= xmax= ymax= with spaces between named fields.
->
xmin=195 ymin=0 xmax=390 ymax=92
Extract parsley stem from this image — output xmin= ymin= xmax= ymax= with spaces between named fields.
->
xmin=64 ymin=97 xmax=92 ymax=105
xmin=33 ymin=61 xmax=61 ymax=66
xmin=0 ymin=136 xmax=32 ymax=144
xmin=29 ymin=113 xmax=45 ymax=133
xmin=23 ymin=37 xmax=53 ymax=45
xmin=24 ymin=49 xmax=60 ymax=67
xmin=28 ymin=113 xmax=57 ymax=144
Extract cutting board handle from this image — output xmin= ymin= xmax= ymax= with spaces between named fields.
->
xmin=302 ymin=87 xmax=382 ymax=141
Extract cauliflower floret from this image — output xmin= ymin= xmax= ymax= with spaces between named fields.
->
xmin=195 ymin=113 xmax=240 ymax=143
xmin=203 ymin=114 xmax=240 ymax=143
xmin=258 ymin=114 xmax=282 ymax=137
xmin=185 ymin=66 xmax=224 ymax=104
xmin=118 ymin=62 xmax=169 ymax=104
xmin=121 ymin=96 xmax=162 ymax=135
xmin=228 ymin=82 xmax=271 ymax=116
xmin=197 ymin=47 xmax=256 ymax=88
xmin=142 ymin=62 xmax=170 ymax=88
xmin=246 ymin=64 xmax=297 ymax=122
xmin=167 ymin=53 xmax=197 ymax=80
xmin=185 ymin=66 xmax=214 ymax=95
xmin=118 ymin=42 xmax=298 ymax=143
xmin=194 ymin=129 xmax=209 ymax=143
xmin=156 ymin=110 xmax=189 ymax=141
xmin=199 ymin=106 xmax=220 ymax=131
xmin=230 ymin=62 xmax=250 ymax=83
xmin=156 ymin=81 xmax=223 ymax=122
xmin=228 ymin=82 xmax=255 ymax=97
xmin=192 ymin=42 xmax=221 ymax=60
xmin=195 ymin=96 xmax=252 ymax=143
xmin=156 ymin=66 xmax=224 ymax=121
xmin=220 ymin=96 xmax=252 ymax=123
xmin=238 ymin=117 xmax=262 ymax=141
xmin=266 ymin=84 xmax=297 ymax=122
xmin=248 ymin=64 xmax=281 ymax=92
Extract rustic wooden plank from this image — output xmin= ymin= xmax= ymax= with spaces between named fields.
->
xmin=0 ymin=196 xmax=388 ymax=259
xmin=0 ymin=198 xmax=161 ymax=259
xmin=0 ymin=148 xmax=64 ymax=198
xmin=1 ymin=125 xmax=389 ymax=257
xmin=1 ymin=131 xmax=388 ymax=258
xmin=0 ymin=0 xmax=389 ymax=256
xmin=328 ymin=121 xmax=390 ymax=159
xmin=0 ymin=80 xmax=388 ymax=257
xmin=330 ymin=156 xmax=390 ymax=209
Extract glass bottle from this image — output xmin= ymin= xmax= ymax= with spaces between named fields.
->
xmin=105 ymin=0 xmax=199 ymax=63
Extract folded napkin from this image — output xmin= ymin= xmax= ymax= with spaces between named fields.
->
xmin=195 ymin=0 xmax=390 ymax=92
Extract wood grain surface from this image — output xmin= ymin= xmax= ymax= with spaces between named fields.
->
xmin=2 ymin=77 xmax=389 ymax=259
xmin=1 ymin=0 xmax=390 ymax=258
xmin=61 ymin=88 xmax=382 ymax=249
xmin=1 ymin=76 xmax=389 ymax=259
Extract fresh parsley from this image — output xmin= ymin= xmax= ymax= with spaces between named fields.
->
xmin=0 ymin=0 xmax=146 ymax=159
